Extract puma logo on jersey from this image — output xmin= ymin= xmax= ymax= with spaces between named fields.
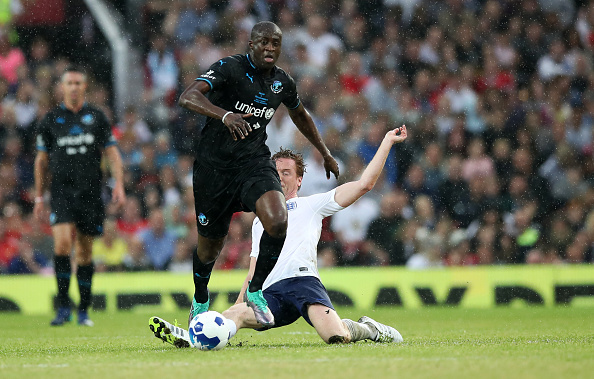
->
xmin=246 ymin=73 xmax=254 ymax=83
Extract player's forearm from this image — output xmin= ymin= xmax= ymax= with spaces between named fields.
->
xmin=105 ymin=146 xmax=124 ymax=187
xmin=358 ymin=138 xmax=394 ymax=191
xmin=236 ymin=257 xmax=257 ymax=304
xmin=34 ymin=153 xmax=48 ymax=197
xmin=178 ymin=88 xmax=228 ymax=120
xmin=291 ymin=109 xmax=331 ymax=158
xmin=333 ymin=139 xmax=392 ymax=207
xmin=236 ymin=278 xmax=250 ymax=305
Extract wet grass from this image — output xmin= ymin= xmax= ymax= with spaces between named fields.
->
xmin=1 ymin=307 xmax=592 ymax=379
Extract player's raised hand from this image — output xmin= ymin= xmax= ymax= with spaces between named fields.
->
xmin=223 ymin=112 xmax=253 ymax=141
xmin=323 ymin=155 xmax=340 ymax=180
xmin=386 ymin=125 xmax=408 ymax=144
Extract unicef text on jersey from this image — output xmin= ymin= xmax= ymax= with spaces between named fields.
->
xmin=57 ymin=133 xmax=95 ymax=155
xmin=235 ymin=101 xmax=275 ymax=122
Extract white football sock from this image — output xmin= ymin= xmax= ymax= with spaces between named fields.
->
xmin=342 ymin=319 xmax=375 ymax=342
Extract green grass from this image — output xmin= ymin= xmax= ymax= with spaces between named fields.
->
xmin=1 ymin=307 xmax=592 ymax=379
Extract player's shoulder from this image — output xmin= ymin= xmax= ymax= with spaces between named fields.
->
xmin=81 ymin=103 xmax=110 ymax=122
xmin=45 ymin=105 xmax=64 ymax=117
xmin=81 ymin=103 xmax=106 ymax=115
xmin=39 ymin=105 xmax=63 ymax=124
xmin=273 ymin=65 xmax=295 ymax=82
xmin=219 ymin=54 xmax=248 ymax=68
xmin=299 ymin=189 xmax=337 ymax=207
xmin=273 ymin=64 xmax=289 ymax=77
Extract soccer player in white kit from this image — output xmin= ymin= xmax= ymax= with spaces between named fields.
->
xmin=222 ymin=125 xmax=408 ymax=344
xmin=150 ymin=125 xmax=407 ymax=346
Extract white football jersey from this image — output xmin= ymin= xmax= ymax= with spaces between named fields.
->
xmin=251 ymin=189 xmax=344 ymax=290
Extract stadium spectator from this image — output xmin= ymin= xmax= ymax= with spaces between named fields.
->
xmin=406 ymin=227 xmax=444 ymax=270
xmin=7 ymin=239 xmax=50 ymax=274
xmin=168 ymin=237 xmax=193 ymax=272
xmin=444 ymin=229 xmax=475 ymax=266
xmin=365 ymin=189 xmax=410 ymax=265
xmin=144 ymin=32 xmax=180 ymax=128
xmin=299 ymin=149 xmax=340 ymax=197
xmin=295 ymin=14 xmax=343 ymax=70
xmin=132 ymin=208 xmax=177 ymax=271
xmin=159 ymin=165 xmax=182 ymax=208
xmin=154 ymin=131 xmax=178 ymax=169
xmin=116 ymin=196 xmax=148 ymax=241
xmin=162 ymin=0 xmax=217 ymax=48
xmin=181 ymin=33 xmax=225 ymax=72
xmin=93 ymin=218 xmax=128 ymax=272
xmin=26 ymin=211 xmax=53 ymax=263
xmin=0 ymin=205 xmax=19 ymax=271
xmin=330 ymin=186 xmax=379 ymax=265
xmin=214 ymin=214 xmax=252 ymax=270
xmin=116 ymin=105 xmax=153 ymax=144
xmin=462 ymin=138 xmax=496 ymax=182
xmin=537 ymin=38 xmax=574 ymax=82
xmin=0 ymin=30 xmax=24 ymax=86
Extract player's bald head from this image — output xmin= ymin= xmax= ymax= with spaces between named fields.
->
xmin=251 ymin=21 xmax=282 ymax=40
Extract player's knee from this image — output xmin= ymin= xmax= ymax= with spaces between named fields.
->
xmin=75 ymin=253 xmax=93 ymax=266
xmin=221 ymin=308 xmax=234 ymax=321
xmin=327 ymin=335 xmax=349 ymax=344
xmin=196 ymin=245 xmax=222 ymax=263
xmin=265 ymin=218 xmax=287 ymax=239
xmin=197 ymin=250 xmax=218 ymax=263
xmin=54 ymin=241 xmax=73 ymax=255
xmin=196 ymin=235 xmax=226 ymax=262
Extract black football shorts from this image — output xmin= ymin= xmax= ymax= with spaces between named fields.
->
xmin=192 ymin=158 xmax=282 ymax=239
xmin=50 ymin=188 xmax=105 ymax=236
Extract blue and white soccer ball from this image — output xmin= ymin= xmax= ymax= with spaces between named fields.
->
xmin=188 ymin=311 xmax=231 ymax=351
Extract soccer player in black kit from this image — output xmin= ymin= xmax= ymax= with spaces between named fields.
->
xmin=179 ymin=21 xmax=339 ymax=327
xmin=34 ymin=66 xmax=126 ymax=326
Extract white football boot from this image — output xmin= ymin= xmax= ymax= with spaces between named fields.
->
xmin=358 ymin=316 xmax=403 ymax=343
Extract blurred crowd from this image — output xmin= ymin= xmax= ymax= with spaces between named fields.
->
xmin=1 ymin=0 xmax=594 ymax=276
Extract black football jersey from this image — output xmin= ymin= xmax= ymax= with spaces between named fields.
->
xmin=36 ymin=103 xmax=116 ymax=192
xmin=195 ymin=54 xmax=301 ymax=168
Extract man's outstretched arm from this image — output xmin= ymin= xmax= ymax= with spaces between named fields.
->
xmin=334 ymin=125 xmax=408 ymax=208
xmin=288 ymin=104 xmax=340 ymax=179
xmin=236 ymin=257 xmax=257 ymax=304
xmin=178 ymin=80 xmax=252 ymax=141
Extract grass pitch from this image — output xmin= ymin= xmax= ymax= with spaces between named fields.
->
xmin=1 ymin=307 xmax=592 ymax=379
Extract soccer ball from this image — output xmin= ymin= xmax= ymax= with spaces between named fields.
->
xmin=188 ymin=311 xmax=231 ymax=351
